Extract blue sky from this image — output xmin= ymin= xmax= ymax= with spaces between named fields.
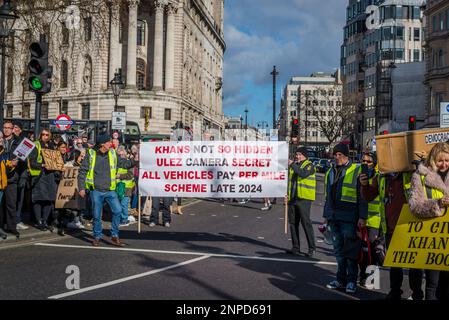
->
xmin=223 ymin=0 xmax=347 ymax=127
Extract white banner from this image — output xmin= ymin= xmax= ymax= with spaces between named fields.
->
xmin=139 ymin=141 xmax=288 ymax=198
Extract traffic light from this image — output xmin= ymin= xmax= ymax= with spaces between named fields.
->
xmin=28 ymin=38 xmax=52 ymax=94
xmin=291 ymin=118 xmax=299 ymax=136
xmin=408 ymin=115 xmax=416 ymax=131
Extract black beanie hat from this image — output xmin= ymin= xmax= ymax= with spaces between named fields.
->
xmin=333 ymin=143 xmax=349 ymax=157
xmin=96 ymin=134 xmax=112 ymax=146
xmin=296 ymin=147 xmax=309 ymax=158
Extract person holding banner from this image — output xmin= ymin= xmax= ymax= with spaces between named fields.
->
xmin=77 ymin=135 xmax=138 ymax=247
xmin=28 ymin=129 xmax=58 ymax=232
xmin=323 ymin=143 xmax=367 ymax=294
xmin=361 ymin=169 xmax=424 ymax=300
xmin=408 ymin=142 xmax=449 ymax=300
xmin=285 ymin=147 xmax=316 ymax=257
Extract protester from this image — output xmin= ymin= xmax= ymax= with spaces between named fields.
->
xmin=361 ymin=166 xmax=424 ymax=300
xmin=2 ymin=120 xmax=22 ymax=238
xmin=77 ymin=134 xmax=137 ymax=247
xmin=116 ymin=145 xmax=136 ymax=226
xmin=261 ymin=197 xmax=272 ymax=211
xmin=28 ymin=129 xmax=58 ymax=232
xmin=13 ymin=122 xmax=30 ymax=230
xmin=323 ymin=143 xmax=367 ymax=294
xmin=285 ymin=146 xmax=316 ymax=257
xmin=0 ymin=133 xmax=9 ymax=240
xmin=149 ymin=197 xmax=173 ymax=228
xmin=357 ymin=152 xmax=380 ymax=287
xmin=408 ymin=142 xmax=449 ymax=300
xmin=81 ymin=134 xmax=89 ymax=149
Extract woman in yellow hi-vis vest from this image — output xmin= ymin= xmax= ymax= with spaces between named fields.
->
xmin=285 ymin=147 xmax=316 ymax=257
xmin=409 ymin=142 xmax=449 ymax=300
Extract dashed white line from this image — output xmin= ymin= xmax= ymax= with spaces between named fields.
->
xmin=48 ymin=255 xmax=210 ymax=300
xmin=257 ymin=237 xmax=265 ymax=240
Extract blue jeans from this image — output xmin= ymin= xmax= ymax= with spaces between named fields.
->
xmin=120 ymin=196 xmax=130 ymax=223
xmin=329 ymin=220 xmax=358 ymax=284
xmin=90 ymin=190 xmax=122 ymax=239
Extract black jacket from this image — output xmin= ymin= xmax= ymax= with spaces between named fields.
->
xmin=3 ymin=135 xmax=27 ymax=184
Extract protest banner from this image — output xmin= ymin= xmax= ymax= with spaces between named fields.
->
xmin=384 ymin=204 xmax=449 ymax=271
xmin=55 ymin=167 xmax=86 ymax=209
xmin=13 ymin=138 xmax=35 ymax=161
xmin=41 ymin=149 xmax=65 ymax=171
xmin=139 ymin=141 xmax=288 ymax=198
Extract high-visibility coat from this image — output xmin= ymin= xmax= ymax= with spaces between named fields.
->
xmin=325 ymin=163 xmax=360 ymax=203
xmin=287 ymin=160 xmax=316 ymax=201
xmin=117 ymin=167 xmax=135 ymax=189
xmin=367 ymin=172 xmax=380 ymax=229
xmin=85 ymin=149 xmax=118 ymax=191
xmin=28 ymin=141 xmax=42 ymax=177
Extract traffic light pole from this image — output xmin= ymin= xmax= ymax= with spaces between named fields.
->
xmin=0 ymin=39 xmax=6 ymax=130
xmin=34 ymin=93 xmax=42 ymax=138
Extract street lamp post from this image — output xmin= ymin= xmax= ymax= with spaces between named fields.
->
xmin=244 ymin=108 xmax=249 ymax=141
xmin=0 ymin=0 xmax=18 ymax=129
xmin=257 ymin=121 xmax=269 ymax=141
xmin=110 ymin=69 xmax=125 ymax=142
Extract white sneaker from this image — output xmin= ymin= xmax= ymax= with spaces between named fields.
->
xmin=238 ymin=200 xmax=247 ymax=204
xmin=75 ymin=221 xmax=85 ymax=229
xmin=149 ymin=222 xmax=156 ymax=227
xmin=128 ymin=216 xmax=136 ymax=223
xmin=164 ymin=222 xmax=171 ymax=228
xmin=16 ymin=222 xmax=29 ymax=230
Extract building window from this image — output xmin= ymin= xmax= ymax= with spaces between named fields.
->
xmin=438 ymin=49 xmax=445 ymax=67
xmin=22 ymin=103 xmax=30 ymax=118
xmin=115 ymin=106 xmax=125 ymax=112
xmin=59 ymin=100 xmax=68 ymax=114
xmin=61 ymin=60 xmax=68 ymax=88
xmin=6 ymin=67 xmax=13 ymax=93
xmin=413 ymin=49 xmax=420 ymax=62
xmin=413 ymin=27 xmax=420 ymax=41
xmin=164 ymin=108 xmax=171 ymax=120
xmin=84 ymin=17 xmax=92 ymax=41
xmin=320 ymin=101 xmax=326 ymax=107
xmin=6 ymin=105 xmax=13 ymax=118
xmin=137 ymin=58 xmax=146 ymax=90
xmin=329 ymin=111 xmax=334 ymax=116
xmin=81 ymin=103 xmax=90 ymax=119
xmin=140 ymin=107 xmax=152 ymax=119
xmin=137 ymin=20 xmax=145 ymax=46
xmin=41 ymin=102 xmax=49 ymax=119
xmin=62 ymin=23 xmax=69 ymax=45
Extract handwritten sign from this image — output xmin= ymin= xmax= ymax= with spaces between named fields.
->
xmin=41 ymin=149 xmax=64 ymax=171
xmin=139 ymin=141 xmax=288 ymax=198
xmin=13 ymin=138 xmax=35 ymax=161
xmin=384 ymin=204 xmax=449 ymax=271
xmin=55 ymin=167 xmax=86 ymax=209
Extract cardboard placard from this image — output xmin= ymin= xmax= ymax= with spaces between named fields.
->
xmin=41 ymin=149 xmax=65 ymax=171
xmin=55 ymin=167 xmax=86 ymax=210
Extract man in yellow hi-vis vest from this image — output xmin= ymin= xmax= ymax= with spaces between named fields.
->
xmin=285 ymin=147 xmax=316 ymax=257
xmin=78 ymin=135 xmax=137 ymax=247
xmin=323 ymin=143 xmax=367 ymax=295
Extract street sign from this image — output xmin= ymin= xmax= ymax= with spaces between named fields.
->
xmin=440 ymin=102 xmax=449 ymax=128
xmin=112 ymin=111 xmax=126 ymax=130
xmin=52 ymin=114 xmax=73 ymax=130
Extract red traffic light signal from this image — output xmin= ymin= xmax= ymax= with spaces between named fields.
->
xmin=293 ymin=119 xmax=299 ymax=125
xmin=408 ymin=115 xmax=416 ymax=130
xmin=291 ymin=118 xmax=299 ymax=136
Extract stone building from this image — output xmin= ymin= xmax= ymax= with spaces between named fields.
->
xmin=4 ymin=0 xmax=225 ymax=137
xmin=423 ymin=0 xmax=449 ymax=126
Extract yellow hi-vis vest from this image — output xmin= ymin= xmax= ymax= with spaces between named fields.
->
xmin=117 ymin=167 xmax=135 ymax=189
xmin=420 ymin=174 xmax=444 ymax=200
xmin=378 ymin=172 xmax=412 ymax=235
xmin=287 ymin=160 xmax=316 ymax=201
xmin=28 ymin=141 xmax=42 ymax=177
xmin=325 ymin=163 xmax=360 ymax=203
xmin=367 ymin=172 xmax=380 ymax=229
xmin=85 ymin=149 xmax=118 ymax=191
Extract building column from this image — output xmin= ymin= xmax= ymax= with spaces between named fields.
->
xmin=126 ymin=0 xmax=140 ymax=88
xmin=152 ymin=0 xmax=165 ymax=91
xmin=165 ymin=2 xmax=177 ymax=92
xmin=109 ymin=3 xmax=121 ymax=82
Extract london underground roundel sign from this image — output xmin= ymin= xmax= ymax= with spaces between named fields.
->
xmin=53 ymin=114 xmax=74 ymax=131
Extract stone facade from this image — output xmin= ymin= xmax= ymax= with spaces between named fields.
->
xmin=4 ymin=0 xmax=225 ymax=136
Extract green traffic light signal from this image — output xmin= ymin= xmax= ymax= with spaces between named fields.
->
xmin=30 ymin=77 xmax=43 ymax=90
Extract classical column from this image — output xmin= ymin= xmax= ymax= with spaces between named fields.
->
xmin=165 ymin=3 xmax=177 ymax=92
xmin=109 ymin=3 xmax=121 ymax=82
xmin=152 ymin=0 xmax=165 ymax=91
xmin=126 ymin=0 xmax=140 ymax=88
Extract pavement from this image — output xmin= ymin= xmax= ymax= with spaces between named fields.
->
xmin=0 ymin=177 xmax=420 ymax=300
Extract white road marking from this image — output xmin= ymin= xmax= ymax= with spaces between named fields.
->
xmin=233 ymin=215 xmax=239 ymax=218
xmin=256 ymin=217 xmax=261 ymax=219
xmin=35 ymin=243 xmax=338 ymax=266
xmin=211 ymin=215 xmax=217 ymax=217
xmin=48 ymin=255 xmax=210 ymax=300
xmin=189 ymin=214 xmax=196 ymax=216
xmin=279 ymin=218 xmax=284 ymax=220
xmin=257 ymin=237 xmax=264 ymax=240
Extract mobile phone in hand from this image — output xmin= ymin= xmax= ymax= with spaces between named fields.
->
xmin=361 ymin=163 xmax=369 ymax=176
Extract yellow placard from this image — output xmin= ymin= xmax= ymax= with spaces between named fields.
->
xmin=384 ymin=204 xmax=449 ymax=271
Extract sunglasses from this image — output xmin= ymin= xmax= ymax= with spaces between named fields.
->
xmin=42 ymin=133 xmax=50 ymax=136
xmin=362 ymin=160 xmax=373 ymax=164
